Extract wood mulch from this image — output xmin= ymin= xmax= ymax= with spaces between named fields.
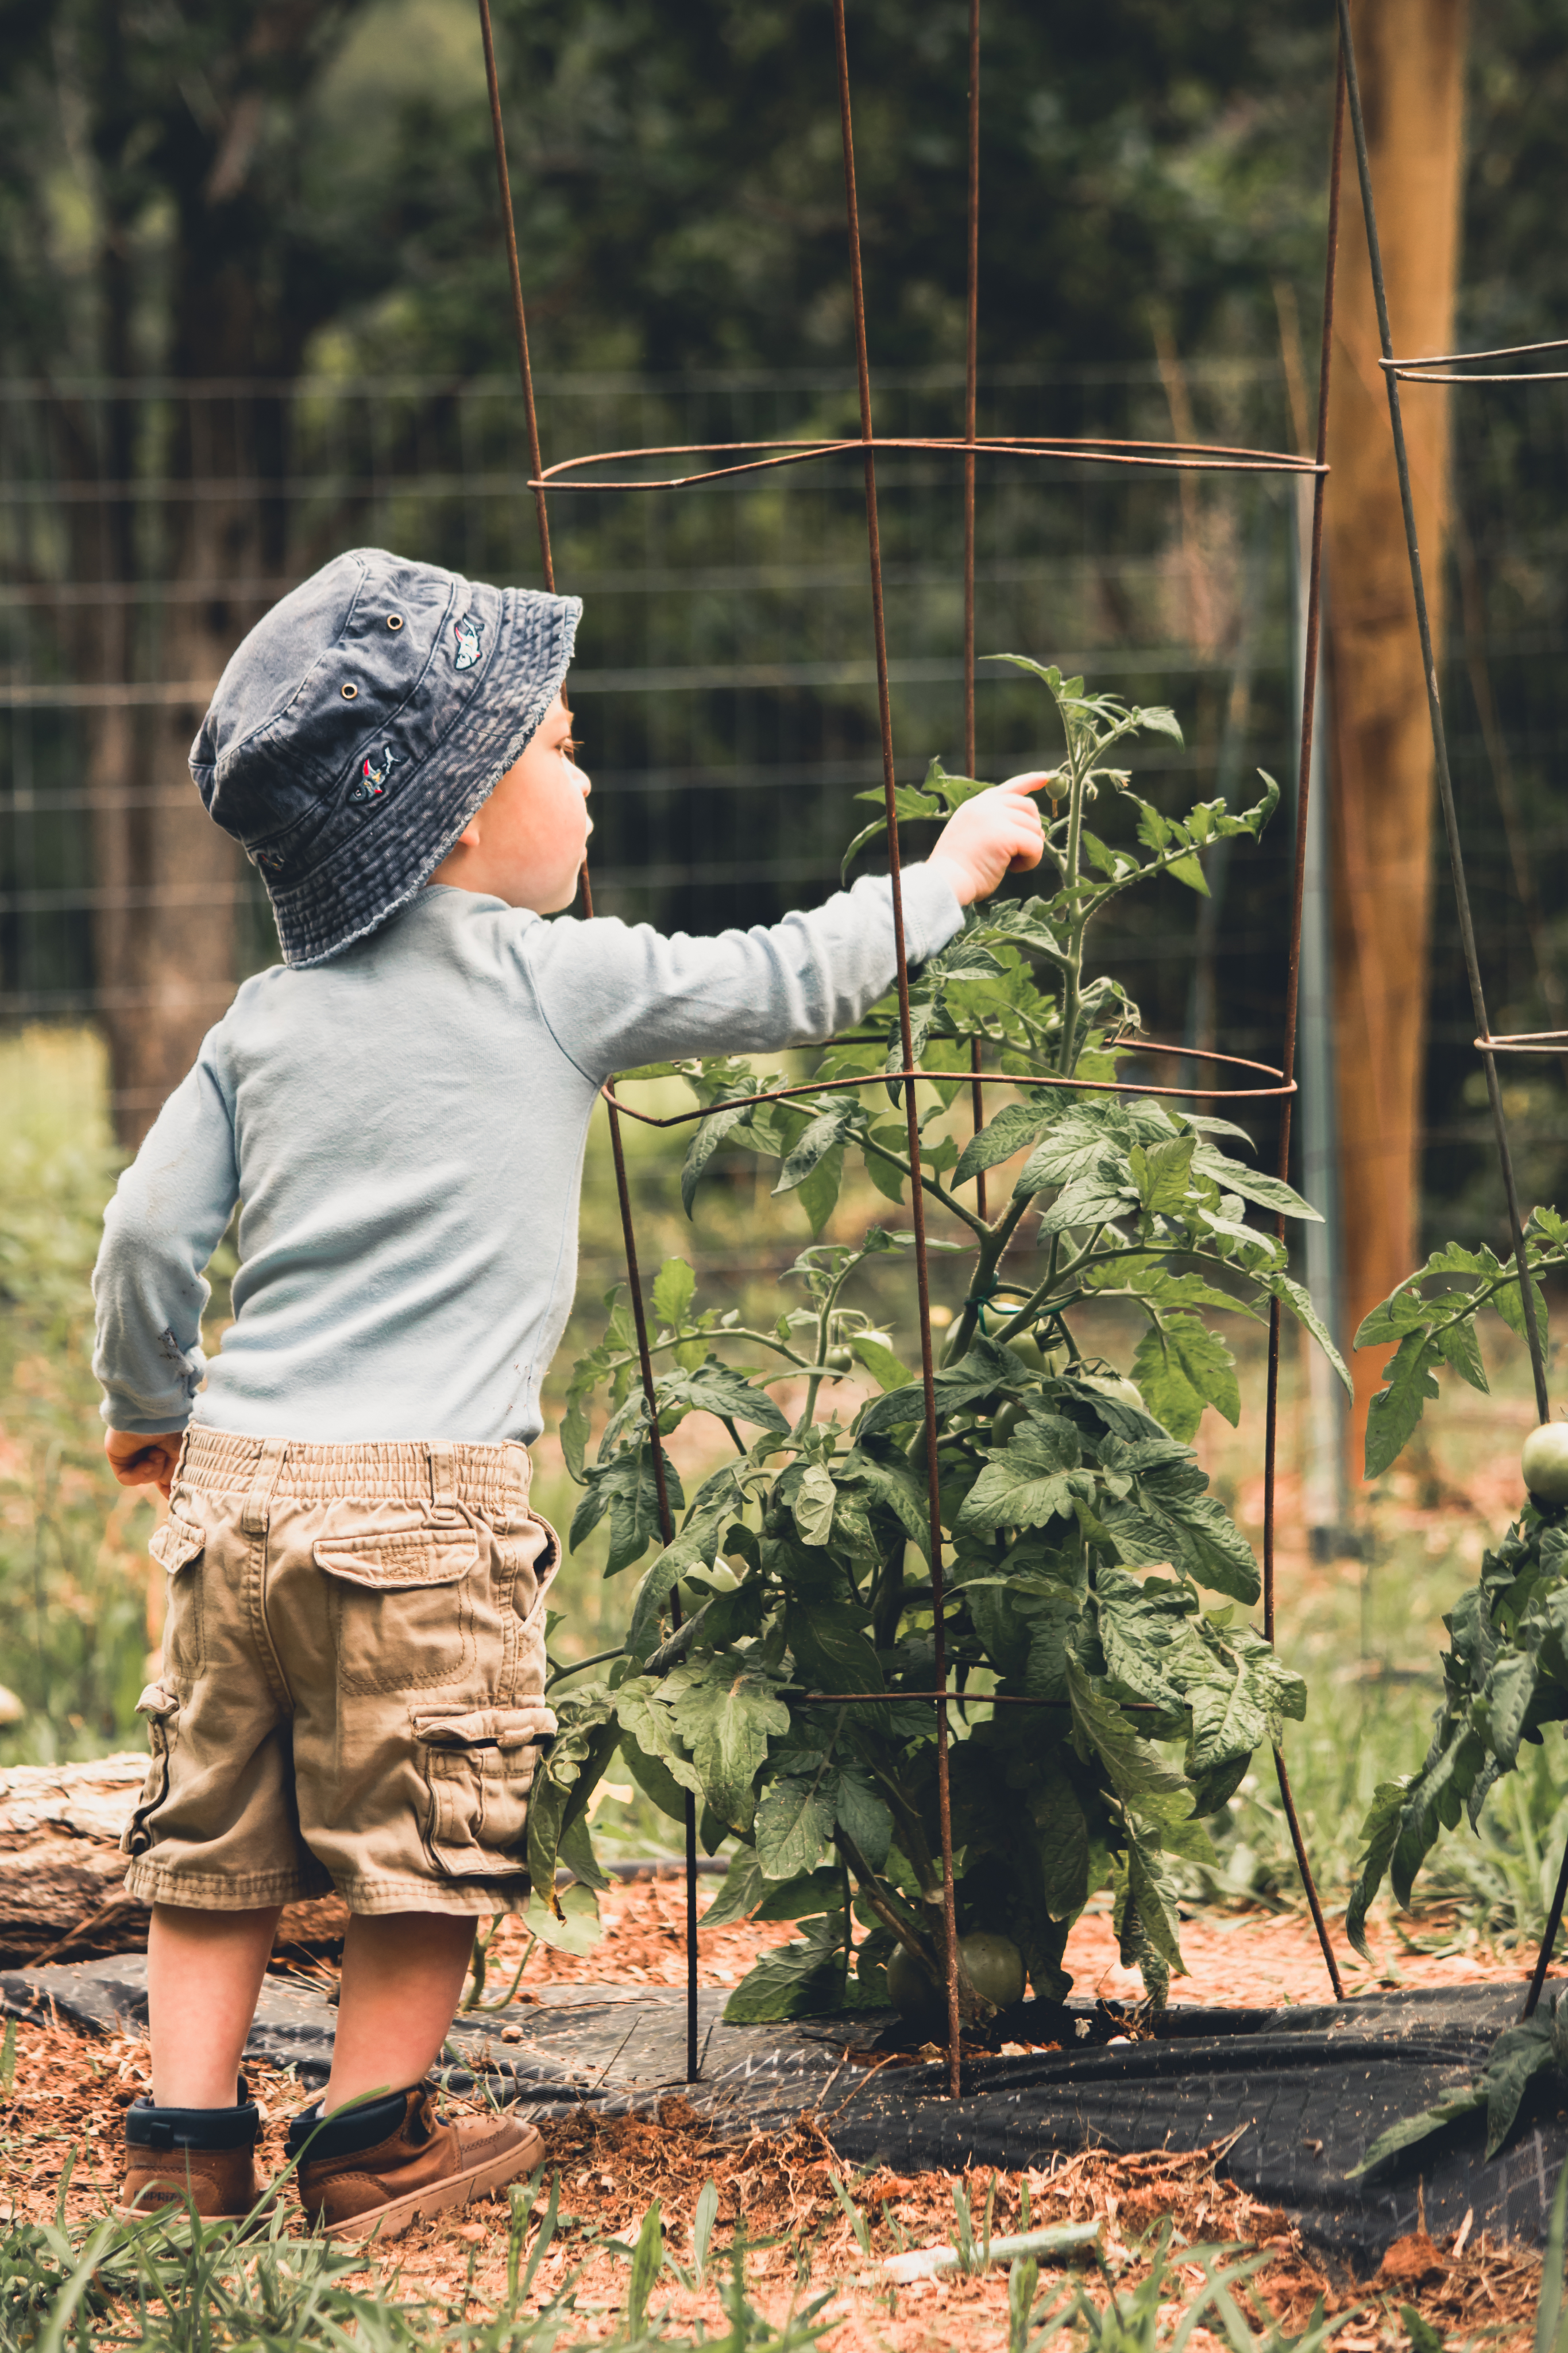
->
xmin=2 ymin=1765 xmax=1558 ymax=2346
xmin=472 ymin=1870 xmax=1552 ymax=2019
xmin=0 ymin=1916 xmax=1552 ymax=2352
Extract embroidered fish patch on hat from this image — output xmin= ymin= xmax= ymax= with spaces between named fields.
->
xmin=349 ymin=745 xmax=397 ymax=805
xmin=453 ymin=614 xmax=484 ymax=670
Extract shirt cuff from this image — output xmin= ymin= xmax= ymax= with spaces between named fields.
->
xmin=897 ymin=859 xmax=966 ymax=963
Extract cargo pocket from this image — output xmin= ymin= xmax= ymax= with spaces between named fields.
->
xmin=314 ymin=1519 xmax=479 ymax=1696
xmin=149 ymin=1513 xmax=206 ymax=1683
xmin=413 ymin=1703 xmax=558 ymax=1878
xmin=509 ymin=1514 xmax=562 ymax=1698
xmin=121 ymin=1683 xmax=180 ymax=1859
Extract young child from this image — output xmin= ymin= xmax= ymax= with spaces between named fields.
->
xmin=93 ymin=545 xmax=1047 ymax=2239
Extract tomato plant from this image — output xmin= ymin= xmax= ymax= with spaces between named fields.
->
xmin=1344 ymin=1211 xmax=1568 ymax=1954
xmin=530 ymin=660 xmax=1349 ymax=2022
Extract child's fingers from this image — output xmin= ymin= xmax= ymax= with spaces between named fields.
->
xmin=105 ymin=1429 xmax=181 ymax=1490
xmin=998 ymin=770 xmax=1058 ymax=798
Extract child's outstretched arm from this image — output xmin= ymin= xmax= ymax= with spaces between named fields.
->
xmin=519 ymin=774 xmax=1051 ymax=1081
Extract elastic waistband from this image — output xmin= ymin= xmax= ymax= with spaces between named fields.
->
xmin=177 ymin=1427 xmax=531 ymax=1515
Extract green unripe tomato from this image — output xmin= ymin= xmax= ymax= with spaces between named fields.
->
xmin=992 ymin=1399 xmax=1028 ymax=1446
xmin=1523 ymin=1422 xmax=1568 ymax=1503
xmin=1005 ymin=1330 xmax=1045 ymax=1373
xmin=1082 ymin=1373 xmax=1145 ymax=1412
xmin=825 ymin=1345 xmax=855 ymax=1373
xmin=675 ymin=1560 xmax=741 ymax=1615
xmin=886 ymin=1931 xmax=1026 ymax=2019
xmin=959 ymin=1930 xmax=1026 ymax=2010
xmin=858 ymin=1331 xmax=893 ymax=1352
xmin=886 ymin=1941 xmax=939 ymax=2021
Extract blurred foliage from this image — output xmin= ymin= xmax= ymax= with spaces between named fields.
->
xmin=0 ymin=0 xmax=1338 ymax=389
xmin=0 ymin=1029 xmax=151 ymax=1764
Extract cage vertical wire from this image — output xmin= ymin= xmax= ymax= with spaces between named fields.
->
xmin=477 ymin=0 xmax=700 ymax=2084
xmin=477 ymin=0 xmax=1352 ymax=2089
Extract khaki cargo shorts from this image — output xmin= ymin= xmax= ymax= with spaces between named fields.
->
xmin=121 ymin=1428 xmax=561 ymax=1916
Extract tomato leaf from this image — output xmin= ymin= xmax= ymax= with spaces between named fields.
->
xmin=1131 ymin=1314 xmax=1239 ymax=1440
xmin=681 ymin=1097 xmax=756 ymax=1217
xmin=786 ymin=1600 xmax=883 ymax=1695
xmin=1364 ymin=1330 xmax=1442 ymax=1479
xmin=755 ymin=1765 xmax=839 ymax=1880
xmin=722 ymin=1922 xmax=845 ymax=2022
xmin=570 ymin=1440 xmax=684 ymax=1577
xmin=698 ymin=1844 xmax=767 ymax=1927
xmin=951 ymin=1099 xmax=1056 ymax=1190
xmin=665 ymin=1660 xmax=790 ymax=1833
xmin=652 ymin=1256 xmax=696 ymax=1329
xmin=658 ymin=1357 xmax=789 ymax=1434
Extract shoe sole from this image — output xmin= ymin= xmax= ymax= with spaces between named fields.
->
xmin=320 ymin=2124 xmax=546 ymax=2243
xmin=111 ymin=2201 xmax=263 ymax=2229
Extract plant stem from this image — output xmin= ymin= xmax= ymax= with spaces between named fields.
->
xmin=801 ymin=1252 xmax=863 ymax=1430
xmin=604 ymin=1326 xmax=813 ymax=1379
xmin=1056 ymin=746 xmax=1089 ymax=1077
xmin=545 ymin=1645 xmax=625 ymax=1691
xmin=861 ymin=1130 xmax=990 ymax=1240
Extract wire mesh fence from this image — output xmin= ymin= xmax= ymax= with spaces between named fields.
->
xmin=1 ymin=357 xmax=1564 ymax=1248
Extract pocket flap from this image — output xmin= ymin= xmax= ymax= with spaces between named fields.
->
xmin=314 ymin=1526 xmax=478 ymax=1591
xmin=135 ymin=1681 xmax=180 ymax=1723
xmin=149 ymin=1515 xmax=204 ymax=1575
xmin=412 ymin=1704 xmax=557 ymax=1752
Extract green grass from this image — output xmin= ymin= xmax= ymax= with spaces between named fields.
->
xmin=0 ymin=2182 xmax=838 ymax=2353
xmin=0 ymin=1028 xmax=157 ymax=1761
xmin=0 ymin=2178 xmax=1391 ymax=2353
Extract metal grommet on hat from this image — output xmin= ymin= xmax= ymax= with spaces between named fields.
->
xmin=386 ymin=615 xmax=403 ymax=631
xmin=341 ymin=682 xmax=358 ymax=700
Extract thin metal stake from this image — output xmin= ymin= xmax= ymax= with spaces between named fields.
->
xmin=1335 ymin=0 xmax=1548 ymax=1426
xmin=476 ymin=0 xmax=553 ymax=593
xmin=1525 ymin=1833 xmax=1568 ymax=2019
xmin=476 ymin=0 xmax=698 ymax=2082
xmin=1260 ymin=36 xmax=1346 ymax=2004
xmin=832 ymin=0 xmax=962 ymax=2100
xmin=964 ymin=0 xmax=987 ymax=1227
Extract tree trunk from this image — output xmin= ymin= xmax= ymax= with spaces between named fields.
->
xmin=1324 ymin=0 xmax=1469 ymax=1481
xmin=103 ymin=455 xmax=256 ymax=1150
xmin=0 ymin=1757 xmax=347 ymax=1969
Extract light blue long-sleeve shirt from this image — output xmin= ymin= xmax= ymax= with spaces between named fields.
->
xmin=91 ymin=867 xmax=964 ymax=1444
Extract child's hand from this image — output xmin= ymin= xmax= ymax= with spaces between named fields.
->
xmin=106 ymin=1428 xmax=184 ymax=1500
xmin=928 ymin=773 xmax=1053 ymax=905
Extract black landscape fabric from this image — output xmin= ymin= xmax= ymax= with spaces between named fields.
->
xmin=6 ymin=1961 xmax=1565 ymax=2269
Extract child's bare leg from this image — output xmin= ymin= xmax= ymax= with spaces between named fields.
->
xmin=148 ymin=1902 xmax=282 ymax=2106
xmin=325 ymin=1912 xmax=476 ymax=2109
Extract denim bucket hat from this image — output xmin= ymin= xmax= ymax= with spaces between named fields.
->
xmin=191 ymin=547 xmax=582 ymax=967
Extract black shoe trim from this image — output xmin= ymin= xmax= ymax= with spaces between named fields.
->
xmin=285 ymin=2084 xmax=414 ymax=2165
xmin=126 ymin=2094 xmax=260 ymax=2153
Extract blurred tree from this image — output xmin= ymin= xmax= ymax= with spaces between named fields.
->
xmin=1324 ymin=0 xmax=1470 ymax=1476
xmin=0 ymin=0 xmax=1334 ymax=1144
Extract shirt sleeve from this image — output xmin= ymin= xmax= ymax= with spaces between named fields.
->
xmin=91 ymin=1029 xmax=241 ymax=1435
xmin=519 ymin=860 xmax=965 ymax=1081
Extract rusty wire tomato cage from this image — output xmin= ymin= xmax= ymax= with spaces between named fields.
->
xmin=477 ymin=0 xmax=1355 ymax=2096
xmin=1332 ymin=0 xmax=1568 ymax=2021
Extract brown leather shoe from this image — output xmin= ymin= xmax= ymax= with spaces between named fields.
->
xmin=115 ymin=2087 xmax=264 ymax=2225
xmin=292 ymin=2082 xmax=543 ymax=2242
